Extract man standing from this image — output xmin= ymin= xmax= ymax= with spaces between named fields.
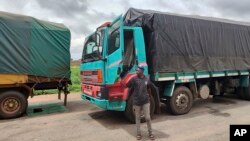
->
xmin=122 ymin=66 xmax=155 ymax=140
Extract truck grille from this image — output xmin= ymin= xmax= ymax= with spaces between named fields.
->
xmin=81 ymin=70 xmax=99 ymax=83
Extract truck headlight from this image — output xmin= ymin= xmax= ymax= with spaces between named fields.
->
xmin=97 ymin=92 xmax=102 ymax=97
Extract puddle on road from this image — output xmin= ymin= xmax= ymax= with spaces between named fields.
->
xmin=206 ymin=106 xmax=231 ymax=117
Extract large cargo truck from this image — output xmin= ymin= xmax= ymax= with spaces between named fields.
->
xmin=80 ymin=8 xmax=250 ymax=123
xmin=0 ymin=12 xmax=71 ymax=119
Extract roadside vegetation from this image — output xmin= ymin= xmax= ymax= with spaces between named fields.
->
xmin=35 ymin=65 xmax=80 ymax=95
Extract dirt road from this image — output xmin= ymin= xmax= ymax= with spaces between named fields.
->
xmin=1 ymin=93 xmax=250 ymax=141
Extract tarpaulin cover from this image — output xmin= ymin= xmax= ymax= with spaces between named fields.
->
xmin=0 ymin=11 xmax=71 ymax=79
xmin=124 ymin=8 xmax=250 ymax=73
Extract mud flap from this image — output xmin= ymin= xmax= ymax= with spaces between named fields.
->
xmin=150 ymin=84 xmax=161 ymax=114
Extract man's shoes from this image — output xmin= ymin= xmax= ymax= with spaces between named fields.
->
xmin=136 ymin=134 xmax=142 ymax=140
xmin=149 ymin=133 xmax=155 ymax=140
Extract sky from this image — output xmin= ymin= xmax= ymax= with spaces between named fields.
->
xmin=1 ymin=0 xmax=250 ymax=60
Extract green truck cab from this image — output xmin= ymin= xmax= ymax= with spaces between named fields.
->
xmin=81 ymin=9 xmax=250 ymax=123
xmin=81 ymin=16 xmax=159 ymax=122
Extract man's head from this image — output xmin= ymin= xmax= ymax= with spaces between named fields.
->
xmin=136 ymin=66 xmax=144 ymax=77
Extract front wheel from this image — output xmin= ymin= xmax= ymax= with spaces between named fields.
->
xmin=124 ymin=94 xmax=155 ymax=123
xmin=0 ymin=91 xmax=28 ymax=119
xmin=167 ymin=86 xmax=193 ymax=115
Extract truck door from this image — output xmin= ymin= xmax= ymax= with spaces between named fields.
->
xmin=105 ymin=16 xmax=124 ymax=84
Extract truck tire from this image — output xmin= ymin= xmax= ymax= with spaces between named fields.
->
xmin=124 ymin=94 xmax=155 ymax=123
xmin=236 ymin=87 xmax=246 ymax=100
xmin=0 ymin=91 xmax=28 ymax=119
xmin=242 ymin=87 xmax=250 ymax=100
xmin=237 ymin=87 xmax=250 ymax=100
xmin=168 ymin=86 xmax=193 ymax=115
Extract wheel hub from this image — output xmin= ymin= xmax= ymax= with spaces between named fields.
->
xmin=176 ymin=93 xmax=189 ymax=110
xmin=2 ymin=98 xmax=20 ymax=114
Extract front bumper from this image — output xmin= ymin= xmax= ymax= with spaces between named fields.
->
xmin=81 ymin=94 xmax=126 ymax=111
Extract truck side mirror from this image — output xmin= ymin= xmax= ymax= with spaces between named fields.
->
xmin=95 ymin=32 xmax=101 ymax=46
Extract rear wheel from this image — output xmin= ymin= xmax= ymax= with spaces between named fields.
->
xmin=0 ymin=91 xmax=28 ymax=119
xmin=245 ymin=87 xmax=250 ymax=100
xmin=167 ymin=86 xmax=193 ymax=115
xmin=124 ymin=94 xmax=155 ymax=123
xmin=240 ymin=87 xmax=250 ymax=101
xmin=236 ymin=87 xmax=245 ymax=99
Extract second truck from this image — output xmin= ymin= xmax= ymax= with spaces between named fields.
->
xmin=0 ymin=12 xmax=71 ymax=119
xmin=80 ymin=8 xmax=250 ymax=123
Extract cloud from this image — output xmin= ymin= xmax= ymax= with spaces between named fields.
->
xmin=0 ymin=0 xmax=28 ymax=12
xmin=203 ymin=0 xmax=250 ymax=20
xmin=1 ymin=0 xmax=250 ymax=59
xmin=37 ymin=0 xmax=88 ymax=18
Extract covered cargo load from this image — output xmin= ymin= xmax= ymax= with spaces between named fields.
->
xmin=124 ymin=8 xmax=250 ymax=73
xmin=0 ymin=11 xmax=71 ymax=79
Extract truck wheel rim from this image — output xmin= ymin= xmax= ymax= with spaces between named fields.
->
xmin=1 ymin=97 xmax=21 ymax=114
xmin=175 ymin=93 xmax=189 ymax=110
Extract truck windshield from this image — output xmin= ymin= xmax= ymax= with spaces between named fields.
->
xmin=82 ymin=30 xmax=104 ymax=63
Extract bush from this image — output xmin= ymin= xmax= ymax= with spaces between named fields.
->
xmin=70 ymin=66 xmax=81 ymax=92
xmin=34 ymin=66 xmax=81 ymax=95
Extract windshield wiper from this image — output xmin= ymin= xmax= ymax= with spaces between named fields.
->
xmin=82 ymin=52 xmax=102 ymax=63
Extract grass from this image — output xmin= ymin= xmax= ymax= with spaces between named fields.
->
xmin=70 ymin=66 xmax=81 ymax=92
xmin=35 ymin=66 xmax=81 ymax=95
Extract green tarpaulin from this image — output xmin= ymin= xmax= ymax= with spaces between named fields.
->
xmin=0 ymin=11 xmax=71 ymax=79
